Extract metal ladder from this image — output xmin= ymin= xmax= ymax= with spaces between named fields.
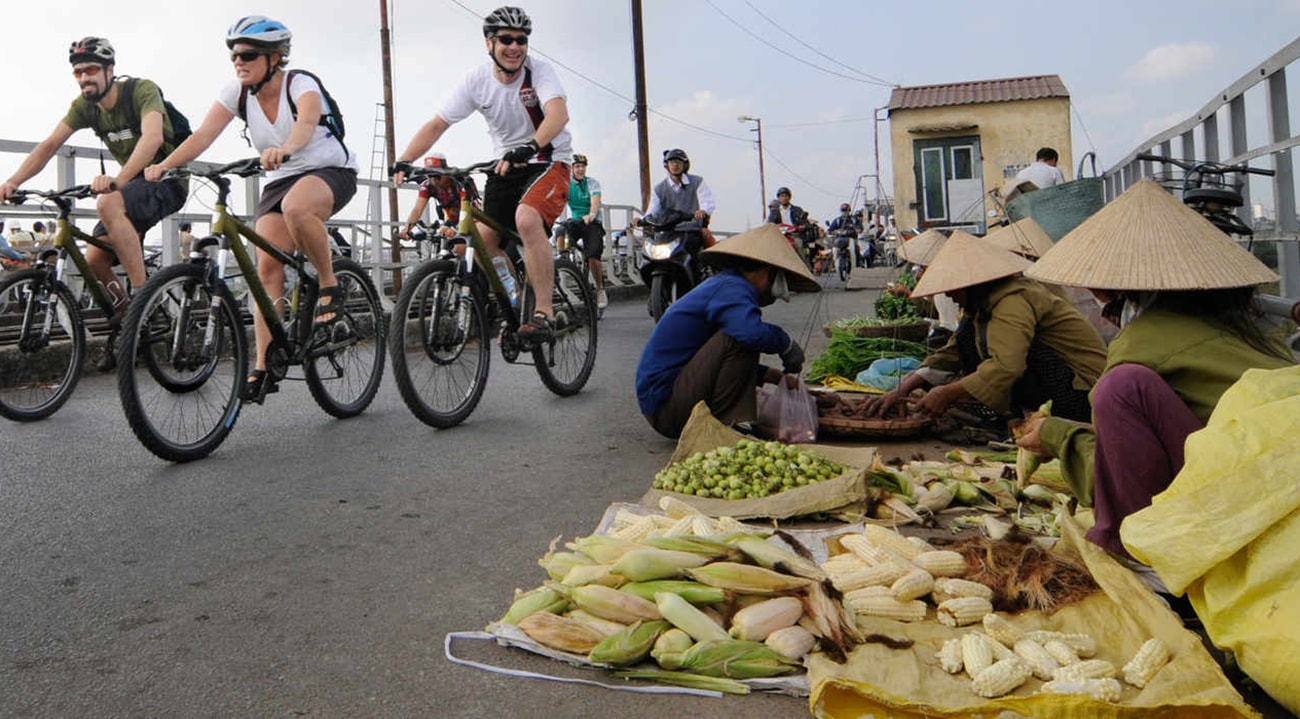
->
xmin=362 ymin=102 xmax=388 ymax=242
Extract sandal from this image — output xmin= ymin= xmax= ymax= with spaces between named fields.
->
xmin=313 ymin=284 xmax=348 ymax=340
xmin=517 ymin=312 xmax=554 ymax=342
xmin=241 ymin=369 xmax=280 ymax=404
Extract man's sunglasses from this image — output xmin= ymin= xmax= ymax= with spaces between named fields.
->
xmin=72 ymin=65 xmax=103 ymax=78
xmin=494 ymin=34 xmax=528 ymax=46
xmin=230 ymin=50 xmax=266 ymax=63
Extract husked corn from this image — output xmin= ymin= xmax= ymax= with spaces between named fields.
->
xmin=937 ymin=638 xmax=964 ymax=674
xmin=961 ymin=633 xmax=994 ymax=677
xmin=728 ymin=596 xmax=804 ymax=641
xmin=1013 ymin=638 xmax=1060 ymax=680
xmin=765 ymin=625 xmax=817 ymax=660
xmin=825 ymin=559 xmax=912 ymax=592
xmin=936 ymin=596 xmax=992 ymax=627
xmin=843 ymin=585 xmax=893 ymax=603
xmin=861 ymin=525 xmax=924 ymax=560
xmin=906 ymin=536 xmax=937 ymax=553
xmin=848 ymin=594 xmax=928 ymax=622
xmin=911 ymin=550 xmax=969 ymax=578
xmin=1122 ymin=637 xmax=1171 ymax=688
xmin=1040 ymin=677 xmax=1122 ymax=702
xmin=1043 ymin=640 xmax=1080 ymax=666
xmin=982 ymin=613 xmax=1025 ymax=647
xmin=1025 ymin=631 xmax=1096 ymax=657
xmin=1052 ymin=659 xmax=1118 ymax=682
xmin=971 ymin=657 xmax=1033 ymax=698
xmin=839 ymin=534 xmax=908 ymax=566
xmin=890 ymin=568 xmax=936 ymax=601
xmin=932 ymin=577 xmax=994 ymax=604
xmin=983 ymin=633 xmax=1016 ymax=661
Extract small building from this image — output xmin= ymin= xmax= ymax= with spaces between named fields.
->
xmin=888 ymin=75 xmax=1072 ymax=233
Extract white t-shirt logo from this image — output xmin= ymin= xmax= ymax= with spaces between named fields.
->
xmin=519 ymin=88 xmax=539 ymax=108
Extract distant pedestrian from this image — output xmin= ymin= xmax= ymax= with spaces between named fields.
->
xmin=1015 ymin=147 xmax=1066 ymax=189
xmin=178 ymin=221 xmax=194 ymax=258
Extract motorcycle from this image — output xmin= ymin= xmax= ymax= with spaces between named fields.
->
xmin=637 ymin=209 xmax=707 ymax=323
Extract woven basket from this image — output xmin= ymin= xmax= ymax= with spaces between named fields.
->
xmin=817 ymin=414 xmax=933 ymax=440
xmin=1005 ymin=153 xmax=1105 ymax=241
xmin=823 ymin=322 xmax=930 ymax=344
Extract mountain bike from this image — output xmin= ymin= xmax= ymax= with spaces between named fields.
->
xmin=0 ymin=185 xmax=134 ymax=421
xmin=115 ymin=158 xmax=386 ymax=462
xmin=1134 ymin=153 xmax=1274 ymax=241
xmin=389 ymin=161 xmax=598 ymax=428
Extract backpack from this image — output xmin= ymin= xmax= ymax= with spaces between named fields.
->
xmin=238 ymin=69 xmax=346 ymax=153
xmin=95 ymin=76 xmax=193 ymax=150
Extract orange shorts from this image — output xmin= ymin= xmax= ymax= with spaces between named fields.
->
xmin=482 ymin=162 xmax=571 ymax=234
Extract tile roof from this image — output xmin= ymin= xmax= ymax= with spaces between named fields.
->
xmin=888 ymin=75 xmax=1068 ymax=113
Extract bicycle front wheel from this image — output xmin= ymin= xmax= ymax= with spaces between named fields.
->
xmin=533 ymin=258 xmax=597 ymax=396
xmin=0 ymin=270 xmax=85 ymax=421
xmin=388 ymin=259 xmax=489 ymax=428
xmin=305 ymin=258 xmax=386 ymax=418
xmin=117 ymin=264 xmax=246 ymax=462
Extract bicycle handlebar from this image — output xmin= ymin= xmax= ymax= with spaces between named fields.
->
xmin=1134 ymin=153 xmax=1275 ymax=177
xmin=392 ymin=160 xmax=499 ymax=186
xmin=160 ymin=157 xmax=275 ymax=182
xmin=5 ymin=185 xmax=98 ymax=205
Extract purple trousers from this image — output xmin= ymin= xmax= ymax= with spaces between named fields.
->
xmin=1087 ymin=363 xmax=1204 ymax=556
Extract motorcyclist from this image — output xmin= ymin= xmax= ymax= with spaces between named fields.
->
xmin=765 ymin=187 xmax=814 ymax=262
xmin=634 ymin=148 xmax=716 ymax=261
xmin=826 ymin=202 xmax=861 ymax=268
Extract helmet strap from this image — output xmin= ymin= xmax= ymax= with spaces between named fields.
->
xmin=249 ymin=61 xmax=279 ymax=97
xmin=487 ymin=40 xmax=521 ymax=78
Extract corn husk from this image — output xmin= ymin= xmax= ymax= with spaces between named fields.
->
xmin=500 ymin=585 xmax=568 ymax=625
xmin=516 ymin=612 xmax=606 ymax=654
xmin=588 ymin=619 xmax=671 ymax=667
xmin=619 ymin=580 xmax=727 ymax=606
xmin=668 ymin=638 xmax=802 ymax=678
xmin=1013 ymin=401 xmax=1052 ymax=488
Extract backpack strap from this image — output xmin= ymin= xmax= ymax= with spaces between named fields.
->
xmin=280 ymin=69 xmax=347 ymax=155
xmin=519 ymin=66 xmax=554 ymax=163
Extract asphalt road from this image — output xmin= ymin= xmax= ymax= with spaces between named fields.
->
xmin=0 ymin=273 xmax=895 ymax=718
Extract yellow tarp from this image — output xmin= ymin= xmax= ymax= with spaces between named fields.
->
xmin=1123 ymin=365 xmax=1300 ymax=715
xmin=807 ymin=515 xmax=1257 ymax=718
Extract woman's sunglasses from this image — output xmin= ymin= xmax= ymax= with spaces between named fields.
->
xmin=230 ymin=51 xmax=266 ymax=63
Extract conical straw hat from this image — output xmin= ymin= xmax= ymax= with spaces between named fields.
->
xmin=911 ymin=231 xmax=1033 ymax=298
xmin=896 ymin=228 xmax=948 ymax=265
xmin=1026 ymin=179 xmax=1277 ymax=290
xmin=985 ymin=217 xmax=1054 ymax=258
xmin=701 ymin=223 xmax=821 ymax=293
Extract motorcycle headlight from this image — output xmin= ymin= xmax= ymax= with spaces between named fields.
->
xmin=644 ymin=242 xmax=673 ymax=260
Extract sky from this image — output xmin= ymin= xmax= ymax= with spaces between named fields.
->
xmin=3 ymin=0 xmax=1299 ymax=235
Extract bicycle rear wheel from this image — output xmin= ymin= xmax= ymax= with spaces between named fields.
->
xmin=305 ymin=258 xmax=386 ymax=418
xmin=388 ymin=259 xmax=490 ymax=427
xmin=0 ymin=270 xmax=85 ymax=421
xmin=117 ymin=264 xmax=246 ymax=462
xmin=533 ymin=258 xmax=597 ymax=396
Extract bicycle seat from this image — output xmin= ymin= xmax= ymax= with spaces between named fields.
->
xmin=1184 ymin=187 xmax=1243 ymax=208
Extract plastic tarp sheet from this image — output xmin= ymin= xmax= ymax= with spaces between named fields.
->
xmin=1123 ymin=365 xmax=1300 ymax=715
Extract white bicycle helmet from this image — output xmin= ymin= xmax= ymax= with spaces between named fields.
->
xmin=226 ymin=16 xmax=293 ymax=50
xmin=482 ymin=6 xmax=532 ymax=37
xmin=69 ymin=37 xmax=116 ymax=66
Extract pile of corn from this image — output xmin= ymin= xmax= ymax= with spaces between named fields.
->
xmin=823 ymin=526 xmax=1172 ymax=701
xmin=496 ymin=499 xmax=862 ymax=695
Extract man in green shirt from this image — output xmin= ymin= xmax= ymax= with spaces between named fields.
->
xmin=562 ymin=153 xmax=607 ymax=310
xmin=0 ymin=37 xmax=187 ymax=370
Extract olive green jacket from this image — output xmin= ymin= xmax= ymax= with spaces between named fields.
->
xmin=921 ymin=277 xmax=1108 ymax=413
xmin=1039 ymin=308 xmax=1294 ymax=504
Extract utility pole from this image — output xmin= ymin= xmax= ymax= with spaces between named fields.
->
xmin=380 ymin=0 xmax=401 ymax=291
xmin=738 ymin=116 xmax=766 ymax=219
xmin=630 ymin=0 xmax=651 ymax=210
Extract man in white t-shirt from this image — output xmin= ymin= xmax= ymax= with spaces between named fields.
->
xmin=1015 ymin=147 xmax=1066 ymax=190
xmin=393 ymin=6 xmax=572 ymax=342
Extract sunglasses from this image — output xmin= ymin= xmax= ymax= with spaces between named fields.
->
xmin=72 ymin=65 xmax=103 ymax=78
xmin=230 ymin=50 xmax=266 ymax=63
xmin=494 ymin=34 xmax=528 ymax=46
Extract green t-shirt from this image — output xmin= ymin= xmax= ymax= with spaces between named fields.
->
xmin=63 ymin=77 xmax=174 ymax=166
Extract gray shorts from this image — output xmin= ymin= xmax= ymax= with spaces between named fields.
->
xmin=256 ymin=167 xmax=358 ymax=218
xmin=91 ymin=176 xmax=187 ymax=238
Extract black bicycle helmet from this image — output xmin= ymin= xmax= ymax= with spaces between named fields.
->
xmin=840 ymin=203 xmax=851 ymax=212
xmin=69 ymin=37 xmax=115 ymax=66
xmin=776 ymin=187 xmax=791 ymax=197
xmin=483 ymin=6 xmax=532 ymax=37
xmin=663 ymin=148 xmax=690 ymax=173
xmin=572 ymin=153 xmax=588 ymax=166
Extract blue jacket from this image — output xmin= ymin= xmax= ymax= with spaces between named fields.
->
xmin=635 ymin=269 xmax=791 ymax=416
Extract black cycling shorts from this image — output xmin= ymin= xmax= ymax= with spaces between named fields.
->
xmin=91 ymin=175 xmax=187 ymax=238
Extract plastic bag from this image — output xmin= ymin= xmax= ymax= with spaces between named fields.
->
xmin=756 ymin=377 xmax=818 ymax=443
xmin=854 ymin=356 xmax=922 ymax=392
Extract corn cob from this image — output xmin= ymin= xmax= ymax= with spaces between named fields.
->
xmin=1039 ymin=678 xmax=1122 ymax=702
xmin=1043 ymin=640 xmax=1080 ymax=666
xmin=642 ymin=535 xmax=737 ymax=559
xmin=728 ymin=534 xmax=826 ymax=581
xmin=500 ymin=585 xmax=569 ymax=625
xmin=567 ymin=535 xmax=642 ymax=564
xmin=684 ymin=562 xmax=814 ymax=595
xmin=838 ymin=533 xmax=909 ymax=566
xmin=937 ymin=597 xmax=992 ymax=627
xmin=962 ymin=633 xmax=994 ymax=677
xmin=615 ymin=669 xmax=750 ymax=695
xmin=670 ymin=638 xmax=802 ymax=678
xmin=831 ymin=560 xmax=913 ymax=592
xmin=843 ymin=585 xmax=893 ymax=603
xmin=714 ymin=515 xmax=768 ymax=535
xmin=690 ymin=515 xmax=719 ymax=536
xmin=564 ymin=583 xmax=662 ymax=624
xmin=588 ymin=619 xmax=671 ymax=667
xmin=663 ymin=514 xmax=696 ymax=537
xmin=1122 ymin=637 xmax=1171 ymax=688
xmin=765 ymin=625 xmax=816 ymax=660
xmin=906 ymin=536 xmax=938 ymax=554
xmin=1013 ymin=638 xmax=1060 ymax=680
xmin=539 ymin=550 xmax=595 ymax=582
xmin=982 ymin=613 xmax=1025 ymax=647
xmin=983 ymin=633 xmax=1016 ymax=661
xmin=516 ymin=612 xmax=606 ymax=654
xmin=911 ymin=550 xmax=969 ymax=578
xmin=610 ymin=548 xmax=709 ymax=582
xmin=560 ymin=563 xmax=623 ymax=587
xmin=937 ymin=638 xmax=964 ymax=674
xmin=728 ymin=596 xmax=804 ymax=641
xmin=655 ymin=591 xmax=730 ymax=643
xmin=848 ymin=594 xmax=927 ymax=622
xmin=971 ymin=657 xmax=1033 ymax=698
xmin=861 ymin=525 xmax=924 ymax=560
xmin=658 ymin=494 xmax=703 ymax=519
xmin=1052 ymin=658 xmax=1118 ymax=682
xmin=611 ymin=512 xmax=658 ymax=543
xmin=1025 ymin=631 xmax=1096 ymax=657
xmin=932 ymin=577 xmax=994 ymax=604
xmin=651 ymin=627 xmax=694 ymax=669
xmin=564 ymin=609 xmax=628 ymax=638
xmin=890 ymin=568 xmax=936 ymax=601
xmin=619 ymin=580 xmax=727 ymax=606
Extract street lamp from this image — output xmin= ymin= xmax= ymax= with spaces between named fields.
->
xmin=738 ymin=115 xmax=767 ymax=220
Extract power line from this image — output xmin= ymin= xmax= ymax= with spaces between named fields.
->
xmin=741 ymin=0 xmax=896 ymax=87
xmin=701 ymin=0 xmax=895 ymax=87
xmin=767 ymin=116 xmax=875 ymax=129
xmin=763 ymin=148 xmax=842 ymax=199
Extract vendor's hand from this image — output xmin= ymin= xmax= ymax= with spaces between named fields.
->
xmin=915 ymin=384 xmax=959 ymax=417
xmin=779 ymin=339 xmax=805 ymax=374
xmin=863 ymin=390 xmax=904 ymax=418
xmin=1015 ymin=415 xmax=1053 ymax=459
xmin=90 ymin=174 xmax=117 ymax=194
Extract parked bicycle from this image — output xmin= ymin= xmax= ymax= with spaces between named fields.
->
xmin=114 ymin=158 xmax=387 ymax=462
xmin=1134 ymin=153 xmax=1274 ymax=242
xmin=0 ymin=185 xmax=135 ymax=421
xmin=388 ymin=160 xmax=598 ymax=428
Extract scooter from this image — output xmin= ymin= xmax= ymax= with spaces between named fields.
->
xmin=637 ymin=209 xmax=707 ymax=323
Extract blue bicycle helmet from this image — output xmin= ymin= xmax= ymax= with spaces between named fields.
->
xmin=226 ymin=16 xmax=293 ymax=51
